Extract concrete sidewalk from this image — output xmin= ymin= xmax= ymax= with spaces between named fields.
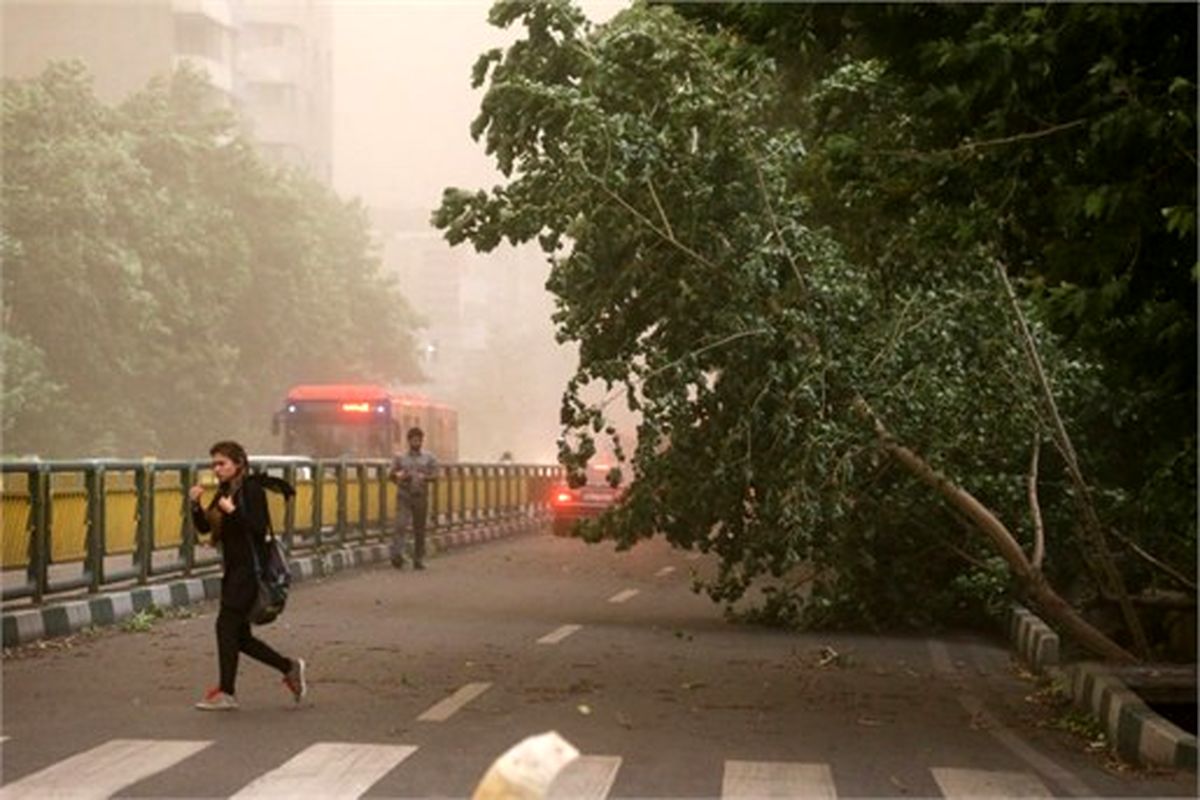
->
xmin=2 ymin=516 xmax=546 ymax=648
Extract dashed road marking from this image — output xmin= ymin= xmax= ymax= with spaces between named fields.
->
xmin=0 ymin=738 xmax=210 ymax=800
xmin=722 ymin=760 xmax=837 ymax=798
xmin=607 ymin=589 xmax=639 ymax=604
xmin=418 ymin=682 xmax=492 ymax=722
xmin=655 ymin=566 xmax=676 ymax=577
xmin=538 ymin=624 xmax=583 ymax=645
xmin=230 ymin=742 xmax=417 ymax=799
xmin=547 ymin=755 xmax=622 ymax=799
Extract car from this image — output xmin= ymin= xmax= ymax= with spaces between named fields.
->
xmin=550 ymin=462 xmax=623 ymax=537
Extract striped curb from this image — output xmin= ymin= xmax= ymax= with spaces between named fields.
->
xmin=1008 ymin=603 xmax=1060 ymax=674
xmin=1009 ymin=603 xmax=1195 ymax=772
xmin=1070 ymin=662 xmax=1197 ymax=771
xmin=2 ymin=516 xmax=549 ymax=648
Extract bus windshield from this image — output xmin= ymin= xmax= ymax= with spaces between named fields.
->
xmin=285 ymin=420 xmax=391 ymax=459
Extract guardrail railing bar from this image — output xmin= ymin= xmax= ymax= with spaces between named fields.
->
xmin=1 ymin=459 xmax=561 ymax=605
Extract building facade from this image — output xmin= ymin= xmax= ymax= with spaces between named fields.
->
xmin=1 ymin=0 xmax=331 ymax=181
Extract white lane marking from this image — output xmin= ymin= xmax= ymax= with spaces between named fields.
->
xmin=547 ymin=755 xmax=622 ymax=799
xmin=685 ymin=553 xmax=701 ymax=561
xmin=655 ymin=566 xmax=676 ymax=577
xmin=230 ymin=743 xmax=417 ymax=799
xmin=538 ymin=624 xmax=583 ymax=645
xmin=0 ymin=738 xmax=210 ymax=800
xmin=607 ymin=589 xmax=639 ymax=604
xmin=932 ymin=767 xmax=1053 ymax=799
xmin=927 ymin=640 xmax=1095 ymax=797
xmin=722 ymin=760 xmax=836 ymax=798
xmin=418 ymin=682 xmax=492 ymax=722
xmin=927 ymin=639 xmax=956 ymax=674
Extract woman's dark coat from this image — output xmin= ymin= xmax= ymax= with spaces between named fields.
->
xmin=191 ymin=476 xmax=270 ymax=611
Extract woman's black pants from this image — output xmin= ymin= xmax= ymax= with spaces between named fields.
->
xmin=216 ymin=604 xmax=290 ymax=695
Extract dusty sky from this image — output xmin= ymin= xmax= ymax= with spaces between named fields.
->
xmin=329 ymin=1 xmax=628 ymax=462
xmin=331 ymin=0 xmax=624 ymax=212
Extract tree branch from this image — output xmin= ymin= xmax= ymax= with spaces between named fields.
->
xmin=753 ymin=161 xmax=805 ymax=290
xmin=853 ymin=395 xmax=1137 ymax=664
xmin=880 ymin=118 xmax=1089 ymax=160
xmin=1028 ymin=433 xmax=1045 ymax=570
xmin=1107 ymin=527 xmax=1198 ymax=592
xmin=582 ymin=166 xmax=718 ymax=271
xmin=645 ymin=176 xmax=676 ymax=243
xmin=994 ymin=259 xmax=1150 ymax=659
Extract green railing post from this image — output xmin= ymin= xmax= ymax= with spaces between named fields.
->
xmin=485 ymin=466 xmax=494 ymax=520
xmin=429 ymin=466 xmax=440 ymax=532
xmin=356 ymin=464 xmax=369 ymax=540
xmin=134 ymin=462 xmax=156 ymax=585
xmin=470 ymin=466 xmax=480 ymax=525
xmin=87 ymin=463 xmax=108 ymax=591
xmin=378 ymin=464 xmax=389 ymax=537
xmin=27 ymin=464 xmax=50 ymax=604
xmin=443 ymin=466 xmax=455 ymax=528
xmin=312 ymin=460 xmax=325 ymax=548
xmin=282 ymin=463 xmax=297 ymax=550
xmin=179 ymin=464 xmax=196 ymax=576
xmin=335 ymin=461 xmax=347 ymax=546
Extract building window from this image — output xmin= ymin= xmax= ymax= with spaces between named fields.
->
xmin=248 ymin=81 xmax=296 ymax=109
xmin=175 ymin=15 xmax=230 ymax=62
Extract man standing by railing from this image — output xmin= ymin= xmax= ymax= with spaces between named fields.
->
xmin=390 ymin=427 xmax=437 ymax=570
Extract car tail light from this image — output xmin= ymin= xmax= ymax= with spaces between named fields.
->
xmin=553 ymin=488 xmax=576 ymax=505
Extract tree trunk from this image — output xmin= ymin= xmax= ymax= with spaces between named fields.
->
xmin=854 ymin=398 xmax=1138 ymax=664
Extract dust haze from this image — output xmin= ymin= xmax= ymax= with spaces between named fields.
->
xmin=335 ymin=0 xmax=625 ymax=464
xmin=1 ymin=0 xmax=626 ymax=462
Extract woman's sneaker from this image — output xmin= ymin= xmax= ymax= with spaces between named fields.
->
xmin=283 ymin=658 xmax=307 ymax=702
xmin=195 ymin=688 xmax=238 ymax=711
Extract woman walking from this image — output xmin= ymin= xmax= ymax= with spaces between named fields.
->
xmin=189 ymin=440 xmax=306 ymax=710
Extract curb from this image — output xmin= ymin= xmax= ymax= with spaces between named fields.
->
xmin=2 ymin=517 xmax=545 ymax=648
xmin=1008 ymin=603 xmax=1060 ymax=674
xmin=1008 ymin=603 xmax=1196 ymax=772
xmin=1069 ymin=662 xmax=1197 ymax=771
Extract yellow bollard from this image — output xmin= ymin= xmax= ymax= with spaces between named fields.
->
xmin=471 ymin=731 xmax=579 ymax=800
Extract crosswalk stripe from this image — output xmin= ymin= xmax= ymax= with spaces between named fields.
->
xmin=230 ymin=743 xmax=417 ymax=799
xmin=932 ymin=766 xmax=1053 ymax=798
xmin=957 ymin=695 xmax=1094 ymax=797
xmin=538 ymin=624 xmax=583 ymax=644
xmin=418 ymin=681 xmax=492 ymax=722
xmin=722 ymin=760 xmax=836 ymax=799
xmin=607 ymin=589 xmax=639 ymax=603
xmin=0 ymin=738 xmax=210 ymax=800
xmin=546 ymin=755 xmax=622 ymax=799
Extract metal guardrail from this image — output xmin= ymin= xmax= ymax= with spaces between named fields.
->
xmin=0 ymin=458 xmax=562 ymax=605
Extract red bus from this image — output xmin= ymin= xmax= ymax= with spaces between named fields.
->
xmin=272 ymin=383 xmax=458 ymax=461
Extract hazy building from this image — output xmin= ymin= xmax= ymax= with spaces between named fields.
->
xmin=2 ymin=0 xmax=235 ymax=102
xmin=1 ymin=0 xmax=332 ymax=181
xmin=236 ymin=0 xmax=333 ymax=181
xmin=373 ymin=206 xmax=574 ymax=461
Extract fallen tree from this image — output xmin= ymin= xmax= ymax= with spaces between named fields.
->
xmin=436 ymin=1 xmax=1187 ymax=661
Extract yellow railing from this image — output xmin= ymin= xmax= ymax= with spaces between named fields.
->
xmin=1 ymin=461 xmax=562 ymax=589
